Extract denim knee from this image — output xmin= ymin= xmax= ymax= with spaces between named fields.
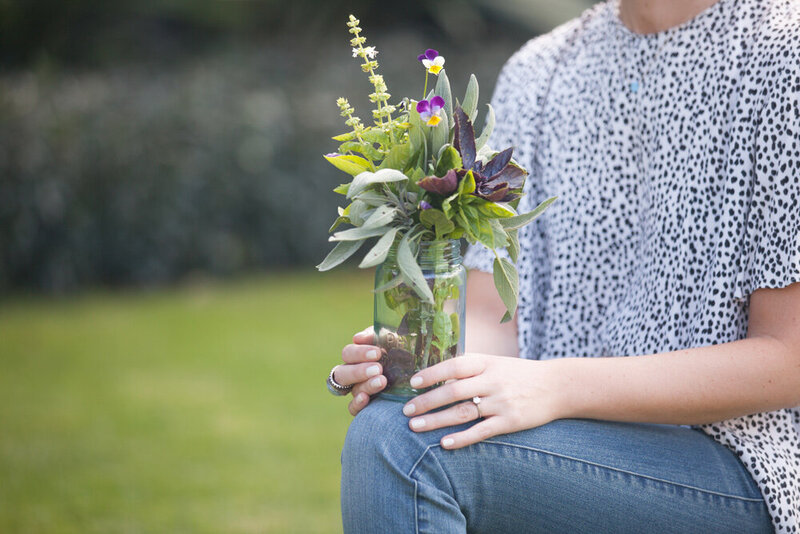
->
xmin=341 ymin=399 xmax=425 ymax=474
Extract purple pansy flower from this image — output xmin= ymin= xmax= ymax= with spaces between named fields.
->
xmin=417 ymin=49 xmax=445 ymax=75
xmin=416 ymin=96 xmax=445 ymax=127
xmin=419 ymin=200 xmax=433 ymax=210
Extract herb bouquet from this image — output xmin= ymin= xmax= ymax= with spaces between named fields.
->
xmin=318 ymin=16 xmax=556 ymax=399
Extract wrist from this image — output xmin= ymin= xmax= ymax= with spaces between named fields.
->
xmin=545 ymin=357 xmax=587 ymax=420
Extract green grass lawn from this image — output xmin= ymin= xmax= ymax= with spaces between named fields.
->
xmin=0 ymin=269 xmax=373 ymax=533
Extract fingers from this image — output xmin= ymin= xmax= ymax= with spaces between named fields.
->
xmin=348 ymin=391 xmax=369 ymax=416
xmin=352 ymin=326 xmax=375 ymax=344
xmin=347 ymin=375 xmax=387 ymax=416
xmin=408 ymin=355 xmax=486 ymax=389
xmin=333 ymin=362 xmax=383 ymax=387
xmin=407 ymin=400 xmax=482 ymax=433
xmin=439 ymin=418 xmax=506 ymax=450
xmin=402 ymin=375 xmax=485 ymax=416
xmin=341 ymin=342 xmax=382 ymax=364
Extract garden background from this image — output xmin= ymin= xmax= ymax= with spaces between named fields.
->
xmin=0 ymin=0 xmax=589 ymax=531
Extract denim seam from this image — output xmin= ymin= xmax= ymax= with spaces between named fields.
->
xmin=409 ymin=444 xmax=459 ymax=534
xmin=481 ymin=439 xmax=765 ymax=503
xmin=413 ymin=479 xmax=419 ymax=534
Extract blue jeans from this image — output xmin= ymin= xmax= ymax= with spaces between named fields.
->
xmin=341 ymin=399 xmax=773 ymax=533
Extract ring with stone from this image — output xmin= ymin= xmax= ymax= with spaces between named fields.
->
xmin=472 ymin=396 xmax=483 ymax=418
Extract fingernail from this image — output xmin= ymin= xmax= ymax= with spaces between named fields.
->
xmin=365 ymin=349 xmax=379 ymax=360
xmin=358 ymin=393 xmax=368 ymax=404
xmin=410 ymin=418 xmax=426 ymax=429
xmin=369 ymin=376 xmax=382 ymax=389
xmin=442 ymin=438 xmax=454 ymax=447
xmin=366 ymin=365 xmax=380 ymax=377
xmin=403 ymin=403 xmax=416 ymax=416
xmin=410 ymin=376 xmax=423 ymax=388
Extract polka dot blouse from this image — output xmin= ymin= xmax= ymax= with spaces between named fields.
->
xmin=463 ymin=0 xmax=800 ymax=530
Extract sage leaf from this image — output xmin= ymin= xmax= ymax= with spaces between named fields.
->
xmin=507 ymin=228 xmax=520 ymax=263
xmin=475 ymin=103 xmax=495 ymax=151
xmin=330 ymin=225 xmax=392 ymax=242
xmin=430 ymin=112 xmax=449 ymax=166
xmin=354 ymin=191 xmax=388 ymax=207
xmin=435 ymin=69 xmax=454 ymax=127
xmin=361 ymin=205 xmax=397 ymax=229
xmin=316 ymin=239 xmax=365 ymax=271
xmin=462 ymin=74 xmax=479 ymax=123
xmin=492 ymin=257 xmax=519 ymax=323
xmin=359 ymin=227 xmax=400 ymax=268
xmin=397 ymin=233 xmax=434 ymax=304
xmin=372 ymin=273 xmax=404 ymax=293
xmin=499 ymin=196 xmax=558 ymax=230
xmin=347 ymin=169 xmax=409 ymax=199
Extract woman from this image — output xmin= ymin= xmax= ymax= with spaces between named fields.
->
xmin=330 ymin=0 xmax=800 ymax=531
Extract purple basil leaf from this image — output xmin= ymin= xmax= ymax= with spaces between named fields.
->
xmin=482 ymin=147 xmax=513 ymax=178
xmin=453 ymin=107 xmax=476 ymax=170
xmin=481 ymin=185 xmax=510 ymax=202
xmin=417 ymin=169 xmax=458 ymax=196
xmin=486 ymin=164 xmax=526 ymax=190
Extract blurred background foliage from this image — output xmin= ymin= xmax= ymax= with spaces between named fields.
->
xmin=0 ymin=0 xmax=591 ymax=293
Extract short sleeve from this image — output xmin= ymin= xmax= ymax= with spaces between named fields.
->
xmin=734 ymin=56 xmax=800 ymax=300
xmin=461 ymin=46 xmax=528 ymax=274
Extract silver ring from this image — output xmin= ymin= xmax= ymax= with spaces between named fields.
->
xmin=471 ymin=396 xmax=483 ymax=418
xmin=327 ymin=365 xmax=353 ymax=396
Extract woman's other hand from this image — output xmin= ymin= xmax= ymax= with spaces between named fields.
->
xmin=337 ymin=326 xmax=387 ymax=416
xmin=401 ymin=354 xmax=567 ymax=449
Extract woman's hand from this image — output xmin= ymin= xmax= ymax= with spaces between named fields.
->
xmin=401 ymin=354 xmax=568 ymax=449
xmin=337 ymin=326 xmax=388 ymax=416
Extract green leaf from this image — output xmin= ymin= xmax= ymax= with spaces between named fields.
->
xmin=316 ymin=239 xmax=365 ymax=271
xmin=454 ymin=211 xmax=477 ymax=243
xmin=359 ymin=227 xmax=400 ymax=268
xmin=442 ymin=192 xmax=458 ymax=219
xmin=372 ymin=273 xmax=404 ymax=293
xmin=434 ymin=145 xmax=462 ymax=177
xmin=489 ymin=219 xmax=509 ymax=249
xmin=498 ymin=196 xmax=558 ymax=230
xmin=420 ymin=208 xmax=455 ymax=240
xmin=345 ymin=200 xmax=368 ymax=226
xmin=332 ymin=132 xmax=356 ymax=142
xmin=379 ymin=142 xmax=412 ymax=171
xmin=457 ymin=170 xmax=476 ymax=195
xmin=450 ymin=311 xmax=460 ymax=343
xmin=339 ymin=141 xmax=382 ymax=161
xmin=507 ymin=228 xmax=520 ymax=263
xmin=475 ymin=103 xmax=495 ymax=151
xmin=354 ymin=191 xmax=388 ymax=207
xmin=361 ymin=205 xmax=397 ymax=229
xmin=333 ymin=183 xmax=350 ymax=195
xmin=409 ymin=124 xmax=426 ymax=161
xmin=492 ymin=257 xmax=519 ymax=323
xmin=330 ymin=225 xmax=393 ymax=242
xmin=462 ymin=74 xmax=479 ymax=123
xmin=430 ymin=112 xmax=449 ymax=166
xmin=328 ymin=215 xmax=350 ymax=233
xmin=347 ymin=169 xmax=409 ymax=199
xmin=434 ymin=69 xmax=454 ymax=127
xmin=361 ymin=129 xmax=390 ymax=145
xmin=474 ymin=198 xmax=516 ymax=218
xmin=433 ymin=310 xmax=453 ymax=348
xmin=397 ymin=233 xmax=434 ymax=304
xmin=324 ymin=154 xmax=373 ymax=176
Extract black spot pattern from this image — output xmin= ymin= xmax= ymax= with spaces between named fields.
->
xmin=463 ymin=0 xmax=800 ymax=530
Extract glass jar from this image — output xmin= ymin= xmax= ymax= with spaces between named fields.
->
xmin=373 ymin=239 xmax=466 ymax=400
